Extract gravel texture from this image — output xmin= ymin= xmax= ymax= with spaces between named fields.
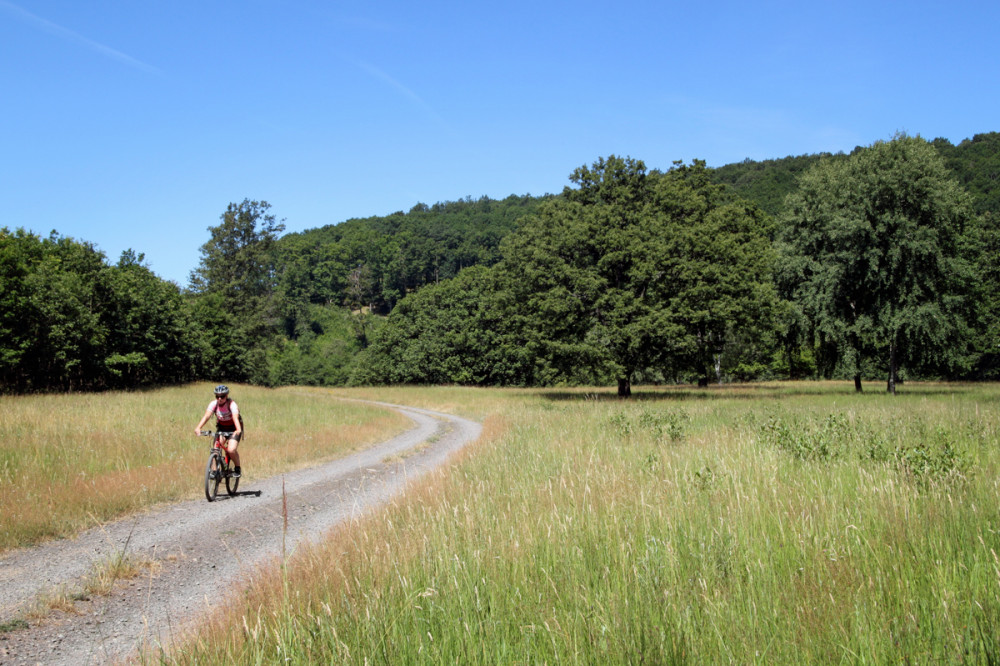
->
xmin=0 ymin=400 xmax=481 ymax=665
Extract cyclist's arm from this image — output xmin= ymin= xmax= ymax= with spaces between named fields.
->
xmin=194 ymin=407 xmax=213 ymax=436
xmin=231 ymin=402 xmax=242 ymax=436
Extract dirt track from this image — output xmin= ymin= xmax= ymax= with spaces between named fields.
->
xmin=0 ymin=401 xmax=481 ymax=665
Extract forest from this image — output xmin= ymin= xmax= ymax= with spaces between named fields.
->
xmin=2 ymin=132 xmax=998 ymax=395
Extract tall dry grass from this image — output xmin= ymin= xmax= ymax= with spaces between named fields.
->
xmin=167 ymin=382 xmax=1000 ymax=664
xmin=0 ymin=384 xmax=408 ymax=552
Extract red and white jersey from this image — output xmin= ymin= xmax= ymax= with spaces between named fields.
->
xmin=207 ymin=398 xmax=240 ymax=428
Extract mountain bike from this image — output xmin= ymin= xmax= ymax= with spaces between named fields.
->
xmin=200 ymin=430 xmax=239 ymax=501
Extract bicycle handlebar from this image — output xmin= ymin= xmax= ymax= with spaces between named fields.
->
xmin=201 ymin=430 xmax=237 ymax=438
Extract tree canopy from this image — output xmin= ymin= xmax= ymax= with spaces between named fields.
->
xmin=353 ymin=265 xmax=534 ymax=386
xmin=779 ymin=135 xmax=979 ymax=393
xmin=0 ymin=229 xmax=198 ymax=391
xmin=190 ymin=199 xmax=286 ymax=383
xmin=500 ymin=156 xmax=777 ymax=395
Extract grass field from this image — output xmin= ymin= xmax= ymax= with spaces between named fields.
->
xmin=164 ymin=382 xmax=1000 ymax=664
xmin=0 ymin=383 xmax=409 ymax=552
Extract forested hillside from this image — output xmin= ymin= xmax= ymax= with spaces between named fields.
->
xmin=2 ymin=133 xmax=998 ymax=393
xmin=275 ymin=194 xmax=545 ymax=317
xmin=264 ymin=195 xmax=548 ymax=385
xmin=710 ymin=153 xmax=834 ymax=217
xmin=933 ymin=133 xmax=1000 ymax=215
xmin=710 ymin=132 xmax=1000 ymax=218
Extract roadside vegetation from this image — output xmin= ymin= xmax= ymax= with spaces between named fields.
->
xmin=168 ymin=382 xmax=1000 ymax=664
xmin=0 ymin=384 xmax=408 ymax=552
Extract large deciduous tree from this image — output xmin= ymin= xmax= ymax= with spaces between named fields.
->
xmin=500 ymin=156 xmax=776 ymax=396
xmin=779 ymin=134 xmax=979 ymax=393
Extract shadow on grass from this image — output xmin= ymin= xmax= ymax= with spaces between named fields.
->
xmin=535 ymin=382 xmax=983 ymax=403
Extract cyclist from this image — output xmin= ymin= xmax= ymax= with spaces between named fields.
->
xmin=194 ymin=384 xmax=242 ymax=478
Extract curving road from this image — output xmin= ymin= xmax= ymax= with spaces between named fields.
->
xmin=0 ymin=401 xmax=481 ymax=665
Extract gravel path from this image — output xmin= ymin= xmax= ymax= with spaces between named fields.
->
xmin=0 ymin=400 xmax=481 ymax=665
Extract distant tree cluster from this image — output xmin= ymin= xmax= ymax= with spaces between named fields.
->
xmin=265 ymin=195 xmax=546 ymax=387
xmin=0 ymin=230 xmax=200 ymax=391
xmin=3 ymin=133 xmax=999 ymax=394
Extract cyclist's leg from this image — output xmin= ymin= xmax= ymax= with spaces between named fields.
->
xmin=225 ymin=432 xmax=242 ymax=473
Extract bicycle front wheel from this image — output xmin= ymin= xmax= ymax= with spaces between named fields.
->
xmin=204 ymin=452 xmax=222 ymax=502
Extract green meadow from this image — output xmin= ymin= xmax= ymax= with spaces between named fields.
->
xmin=164 ymin=382 xmax=1000 ymax=664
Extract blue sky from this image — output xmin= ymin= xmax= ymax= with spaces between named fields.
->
xmin=2 ymin=0 xmax=998 ymax=286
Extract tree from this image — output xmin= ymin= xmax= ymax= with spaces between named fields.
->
xmin=500 ymin=156 xmax=776 ymax=396
xmin=16 ymin=233 xmax=106 ymax=390
xmin=271 ymin=193 xmax=546 ymax=313
xmin=649 ymin=164 xmax=778 ymax=386
xmin=99 ymin=250 xmax=201 ymax=387
xmin=972 ymin=212 xmax=1000 ymax=377
xmin=779 ymin=135 xmax=979 ymax=393
xmin=352 ymin=265 xmax=534 ymax=386
xmin=932 ymin=132 xmax=1000 ymax=216
xmin=0 ymin=228 xmax=41 ymax=389
xmin=264 ymin=304 xmax=373 ymax=387
xmin=190 ymin=200 xmax=286 ymax=383
xmin=190 ymin=199 xmax=285 ymax=300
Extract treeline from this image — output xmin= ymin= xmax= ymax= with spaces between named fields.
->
xmin=0 ymin=196 xmax=545 ymax=392
xmin=0 ymin=232 xmax=201 ymax=391
xmin=355 ymin=137 xmax=996 ymax=394
xmin=2 ymin=132 xmax=998 ymax=394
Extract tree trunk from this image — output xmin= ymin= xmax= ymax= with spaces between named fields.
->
xmin=849 ymin=330 xmax=863 ymax=393
xmin=887 ymin=340 xmax=898 ymax=395
xmin=617 ymin=377 xmax=631 ymax=398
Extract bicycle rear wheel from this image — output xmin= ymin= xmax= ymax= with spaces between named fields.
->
xmin=225 ymin=459 xmax=239 ymax=496
xmin=204 ymin=451 xmax=222 ymax=501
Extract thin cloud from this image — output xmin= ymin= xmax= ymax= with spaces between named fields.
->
xmin=660 ymin=94 xmax=861 ymax=162
xmin=356 ymin=60 xmax=444 ymax=125
xmin=0 ymin=0 xmax=160 ymax=75
xmin=339 ymin=15 xmax=401 ymax=34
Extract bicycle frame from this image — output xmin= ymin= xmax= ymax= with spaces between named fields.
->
xmin=202 ymin=429 xmax=235 ymax=457
xmin=212 ymin=432 xmax=232 ymax=463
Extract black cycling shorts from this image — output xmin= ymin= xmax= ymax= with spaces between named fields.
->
xmin=218 ymin=429 xmax=242 ymax=442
